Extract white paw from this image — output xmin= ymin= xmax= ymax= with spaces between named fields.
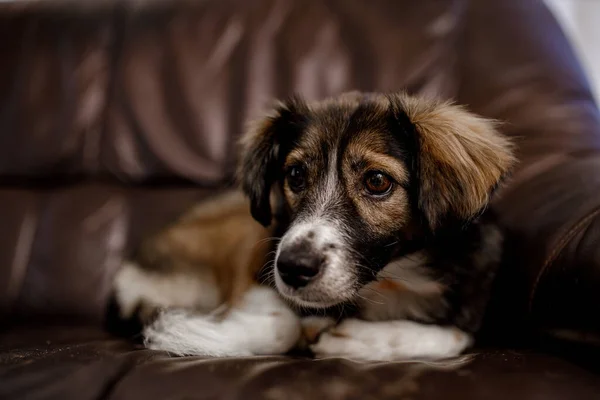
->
xmin=310 ymin=319 xmax=472 ymax=362
xmin=143 ymin=286 xmax=301 ymax=357
xmin=112 ymin=261 xmax=221 ymax=320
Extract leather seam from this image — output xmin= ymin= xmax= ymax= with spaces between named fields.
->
xmin=528 ymin=206 xmax=600 ymax=314
xmin=99 ymin=2 xmax=127 ymax=164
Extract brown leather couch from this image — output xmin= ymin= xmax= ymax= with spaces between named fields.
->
xmin=2 ymin=0 xmax=600 ymax=399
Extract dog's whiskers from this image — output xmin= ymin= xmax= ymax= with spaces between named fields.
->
xmin=254 ymin=237 xmax=281 ymax=246
xmin=359 ymin=286 xmax=387 ymax=300
xmin=258 ymin=261 xmax=277 ymax=286
xmin=377 ymin=272 xmax=411 ymax=283
xmin=354 ymin=291 xmax=385 ymax=306
xmin=265 ymin=250 xmax=278 ymax=258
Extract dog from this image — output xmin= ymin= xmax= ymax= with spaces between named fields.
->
xmin=111 ymin=91 xmax=514 ymax=361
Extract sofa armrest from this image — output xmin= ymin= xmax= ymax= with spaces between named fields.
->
xmin=457 ymin=0 xmax=600 ymax=339
xmin=528 ymin=156 xmax=600 ymax=335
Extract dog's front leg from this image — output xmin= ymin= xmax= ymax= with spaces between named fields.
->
xmin=143 ymin=285 xmax=301 ymax=357
xmin=310 ymin=319 xmax=472 ymax=361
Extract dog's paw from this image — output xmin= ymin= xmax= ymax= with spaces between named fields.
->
xmin=144 ymin=309 xmax=252 ymax=357
xmin=143 ymin=286 xmax=301 ymax=357
xmin=112 ymin=261 xmax=221 ymax=322
xmin=310 ymin=319 xmax=472 ymax=362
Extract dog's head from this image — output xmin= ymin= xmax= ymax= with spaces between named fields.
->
xmin=238 ymin=92 xmax=514 ymax=308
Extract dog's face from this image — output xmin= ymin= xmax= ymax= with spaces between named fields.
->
xmin=238 ymin=92 xmax=514 ymax=308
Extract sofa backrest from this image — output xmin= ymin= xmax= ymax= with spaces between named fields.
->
xmin=1 ymin=0 xmax=600 ymax=341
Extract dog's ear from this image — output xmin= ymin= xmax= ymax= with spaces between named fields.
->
xmin=390 ymin=94 xmax=515 ymax=230
xmin=237 ymin=96 xmax=309 ymax=227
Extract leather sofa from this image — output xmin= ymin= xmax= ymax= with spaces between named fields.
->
xmin=2 ymin=0 xmax=600 ymax=398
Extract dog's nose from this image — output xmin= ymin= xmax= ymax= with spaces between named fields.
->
xmin=276 ymin=250 xmax=322 ymax=288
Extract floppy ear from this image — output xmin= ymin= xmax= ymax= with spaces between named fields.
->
xmin=390 ymin=94 xmax=515 ymax=230
xmin=237 ymin=96 xmax=309 ymax=227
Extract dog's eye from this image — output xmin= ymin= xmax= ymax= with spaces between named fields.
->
xmin=364 ymin=171 xmax=393 ymax=196
xmin=286 ymin=165 xmax=306 ymax=193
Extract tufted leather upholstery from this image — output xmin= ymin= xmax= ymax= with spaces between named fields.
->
xmin=2 ymin=0 xmax=600 ymax=398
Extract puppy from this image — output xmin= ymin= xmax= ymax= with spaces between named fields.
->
xmin=112 ymin=91 xmax=514 ymax=361
xmin=237 ymin=91 xmax=514 ymax=361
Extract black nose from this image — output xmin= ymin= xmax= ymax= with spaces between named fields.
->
xmin=277 ymin=250 xmax=323 ymax=288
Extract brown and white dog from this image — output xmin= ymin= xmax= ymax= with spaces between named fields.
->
xmin=112 ymin=91 xmax=514 ymax=361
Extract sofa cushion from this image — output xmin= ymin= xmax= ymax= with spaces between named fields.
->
xmin=2 ymin=326 xmax=600 ymax=400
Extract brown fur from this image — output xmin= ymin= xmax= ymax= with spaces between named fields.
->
xmin=397 ymin=94 xmax=515 ymax=228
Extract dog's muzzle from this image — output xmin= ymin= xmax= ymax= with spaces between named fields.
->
xmin=273 ymin=220 xmax=357 ymax=307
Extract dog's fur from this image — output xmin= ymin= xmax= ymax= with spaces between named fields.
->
xmin=112 ymin=190 xmax=303 ymax=357
xmin=111 ymin=91 xmax=514 ymax=361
